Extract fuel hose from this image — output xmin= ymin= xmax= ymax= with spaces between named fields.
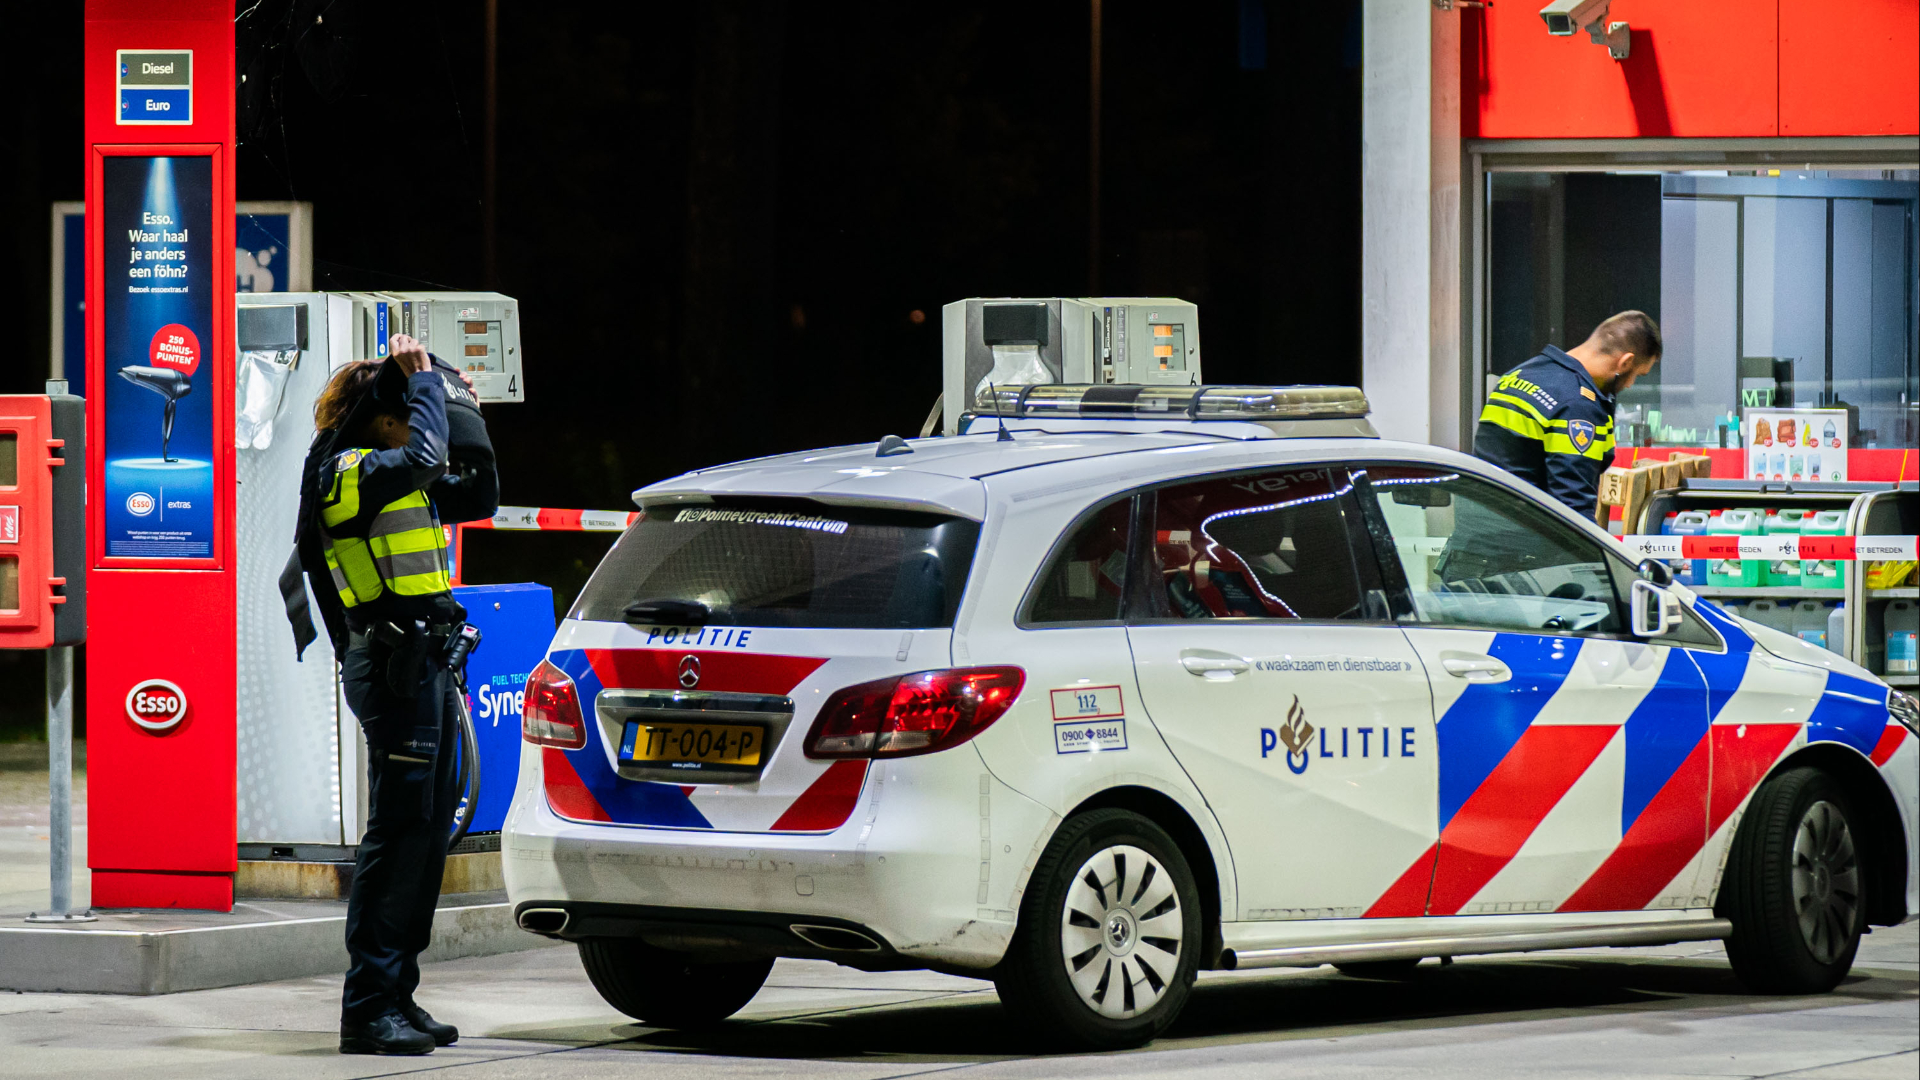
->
xmin=448 ymin=689 xmax=482 ymax=851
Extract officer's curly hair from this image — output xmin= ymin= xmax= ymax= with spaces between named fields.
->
xmin=312 ymin=360 xmax=383 ymax=432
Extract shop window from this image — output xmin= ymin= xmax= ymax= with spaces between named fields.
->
xmin=1486 ymin=171 xmax=1919 ymax=451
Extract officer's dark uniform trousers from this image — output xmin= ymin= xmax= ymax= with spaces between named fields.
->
xmin=340 ymin=659 xmax=461 ymax=1022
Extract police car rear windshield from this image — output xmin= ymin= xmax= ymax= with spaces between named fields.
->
xmin=571 ymin=499 xmax=981 ymax=629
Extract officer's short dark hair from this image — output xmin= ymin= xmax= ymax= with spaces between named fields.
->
xmin=1590 ymin=311 xmax=1661 ymax=363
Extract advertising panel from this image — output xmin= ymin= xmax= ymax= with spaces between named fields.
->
xmin=100 ymin=155 xmax=215 ymax=559
xmin=1742 ymin=408 xmax=1850 ymax=482
xmin=51 ymin=200 xmax=310 ymax=399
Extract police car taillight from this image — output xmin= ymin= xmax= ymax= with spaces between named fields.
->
xmin=804 ymin=667 xmax=1025 ymax=759
xmin=522 ymin=659 xmax=587 ymax=750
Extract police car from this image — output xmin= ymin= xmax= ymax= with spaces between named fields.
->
xmin=503 ymin=384 xmax=1918 ymax=1049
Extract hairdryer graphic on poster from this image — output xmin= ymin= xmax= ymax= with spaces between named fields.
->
xmin=102 ymin=156 xmax=214 ymax=559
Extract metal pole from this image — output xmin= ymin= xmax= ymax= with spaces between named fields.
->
xmin=1089 ymin=0 xmax=1102 ymax=295
xmin=482 ymin=0 xmax=499 ymax=289
xmin=28 ymin=646 xmax=93 ymax=923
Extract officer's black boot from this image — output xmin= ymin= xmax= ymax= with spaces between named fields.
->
xmin=399 ymin=1000 xmax=459 ymax=1046
xmin=339 ymin=1010 xmax=435 ymax=1055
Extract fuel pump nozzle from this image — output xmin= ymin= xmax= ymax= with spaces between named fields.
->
xmin=118 ymin=365 xmax=193 ymax=461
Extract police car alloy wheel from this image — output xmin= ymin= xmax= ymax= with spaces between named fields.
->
xmin=1719 ymin=767 xmax=1865 ymax=994
xmin=576 ymin=938 xmax=774 ymax=1028
xmin=995 ymin=809 xmax=1201 ymax=1049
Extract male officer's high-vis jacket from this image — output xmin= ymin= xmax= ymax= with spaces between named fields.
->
xmin=1473 ymin=345 xmax=1617 ymax=519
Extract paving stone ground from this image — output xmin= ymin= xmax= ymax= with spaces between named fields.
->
xmin=1 ymin=920 xmax=1912 ymax=1079
xmin=3 ymin=745 xmax=1913 ymax=1078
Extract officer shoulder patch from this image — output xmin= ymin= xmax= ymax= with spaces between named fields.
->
xmin=1568 ymin=419 xmax=1596 ymax=452
xmin=1580 ymin=386 xmax=1597 ymax=401
xmin=334 ymin=448 xmax=365 ymax=472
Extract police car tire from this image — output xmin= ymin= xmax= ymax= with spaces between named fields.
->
xmin=575 ymin=938 xmax=774 ymax=1028
xmin=1719 ymin=766 xmax=1864 ymax=995
xmin=994 ymin=809 xmax=1202 ymax=1050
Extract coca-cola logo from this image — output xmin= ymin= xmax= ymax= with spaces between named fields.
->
xmin=125 ymin=678 xmax=188 ymax=732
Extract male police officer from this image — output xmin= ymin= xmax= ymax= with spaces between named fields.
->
xmin=293 ymin=334 xmax=497 ymax=1056
xmin=1474 ymin=310 xmax=1661 ymax=520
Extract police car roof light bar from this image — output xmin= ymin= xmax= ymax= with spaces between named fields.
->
xmin=973 ymin=383 xmax=1370 ymax=422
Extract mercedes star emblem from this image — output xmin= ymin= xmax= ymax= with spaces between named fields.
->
xmin=677 ymin=655 xmax=701 ymax=689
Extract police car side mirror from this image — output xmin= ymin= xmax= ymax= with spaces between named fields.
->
xmin=1630 ymin=578 xmax=1682 ymax=638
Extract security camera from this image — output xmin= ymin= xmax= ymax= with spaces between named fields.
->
xmin=1538 ymin=0 xmax=1606 ymax=35
xmin=1539 ymin=0 xmax=1630 ymax=59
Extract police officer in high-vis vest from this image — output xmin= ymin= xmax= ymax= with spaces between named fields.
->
xmin=292 ymin=334 xmax=497 ymax=1056
xmin=1473 ymin=310 xmax=1661 ymax=521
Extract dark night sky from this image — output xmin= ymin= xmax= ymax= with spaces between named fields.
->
xmin=0 ymin=0 xmax=1361 ymax=654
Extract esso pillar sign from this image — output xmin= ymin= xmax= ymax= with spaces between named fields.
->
xmin=124 ymin=679 xmax=188 ymax=732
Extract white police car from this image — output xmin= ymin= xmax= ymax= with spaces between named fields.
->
xmin=503 ymin=384 xmax=1918 ymax=1049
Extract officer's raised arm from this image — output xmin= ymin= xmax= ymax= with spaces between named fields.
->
xmin=361 ymin=334 xmax=449 ymax=495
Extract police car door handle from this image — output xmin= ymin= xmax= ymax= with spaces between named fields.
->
xmin=1440 ymin=653 xmax=1511 ymax=683
xmin=1180 ymin=650 xmax=1250 ymax=679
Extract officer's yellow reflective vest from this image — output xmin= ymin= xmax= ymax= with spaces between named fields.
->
xmin=319 ymin=448 xmax=452 ymax=609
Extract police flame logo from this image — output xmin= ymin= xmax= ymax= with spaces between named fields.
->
xmin=677 ymin=655 xmax=701 ymax=690
xmin=1278 ymin=695 xmax=1314 ymax=775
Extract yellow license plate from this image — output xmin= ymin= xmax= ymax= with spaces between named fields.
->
xmin=620 ymin=721 xmax=764 ymax=769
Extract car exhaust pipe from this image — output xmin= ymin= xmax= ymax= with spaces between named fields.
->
xmin=518 ymin=908 xmax=570 ymax=935
xmin=789 ymin=923 xmax=883 ymax=952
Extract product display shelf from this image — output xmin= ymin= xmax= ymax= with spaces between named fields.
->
xmin=1691 ymin=586 xmax=1847 ymax=600
xmin=1638 ymin=480 xmax=1917 ymax=683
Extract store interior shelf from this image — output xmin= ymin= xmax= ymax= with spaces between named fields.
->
xmin=1868 ymin=587 xmax=1919 ymax=600
xmin=1692 ymin=586 xmax=1849 ymax=600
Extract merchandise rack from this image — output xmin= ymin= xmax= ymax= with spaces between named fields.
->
xmin=1636 ymin=480 xmax=1918 ymax=687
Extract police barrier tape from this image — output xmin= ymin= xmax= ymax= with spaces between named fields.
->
xmin=462 ymin=506 xmax=639 ymax=532
xmin=1619 ymin=534 xmax=1919 ymax=561
xmin=448 ymin=507 xmax=638 ymax=585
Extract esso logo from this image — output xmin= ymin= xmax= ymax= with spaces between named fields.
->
xmin=126 ymin=492 xmax=156 ymax=517
xmin=125 ymin=679 xmax=188 ymax=732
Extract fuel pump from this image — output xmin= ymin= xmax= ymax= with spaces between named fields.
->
xmin=233 ymin=291 xmax=524 ymax=884
xmin=938 ymin=297 xmax=1202 ymax=433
